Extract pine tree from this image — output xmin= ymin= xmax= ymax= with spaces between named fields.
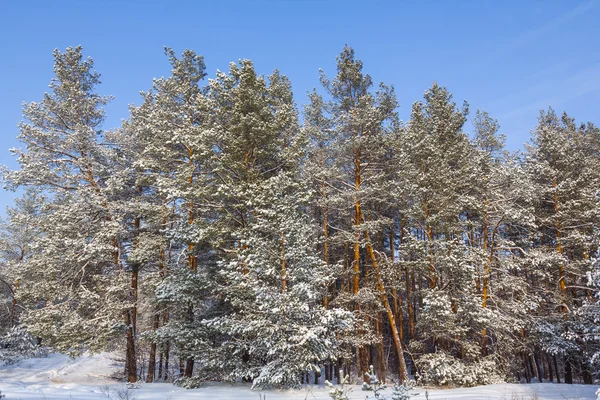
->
xmin=314 ymin=45 xmax=407 ymax=382
xmin=3 ymin=47 xmax=134 ymax=378
xmin=396 ymin=84 xmax=479 ymax=377
xmin=525 ymin=109 xmax=600 ymax=384
xmin=190 ymin=59 xmax=351 ymax=387
xmin=124 ymin=47 xmax=208 ymax=380
xmin=470 ymin=110 xmax=536 ymax=367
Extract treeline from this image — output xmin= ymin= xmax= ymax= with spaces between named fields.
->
xmin=0 ymin=46 xmax=599 ymax=388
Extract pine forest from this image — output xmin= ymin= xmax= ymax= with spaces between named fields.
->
xmin=1 ymin=45 xmax=600 ymax=390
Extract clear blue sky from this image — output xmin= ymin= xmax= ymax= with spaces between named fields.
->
xmin=1 ymin=0 xmax=599 ymax=213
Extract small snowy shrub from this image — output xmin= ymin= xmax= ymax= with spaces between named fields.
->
xmin=391 ymin=381 xmax=419 ymax=400
xmin=175 ymin=375 xmax=204 ymax=389
xmin=325 ymin=369 xmax=352 ymax=400
xmin=415 ymin=352 xmax=502 ymax=387
xmin=363 ymin=365 xmax=387 ymax=399
xmin=100 ymin=385 xmax=138 ymax=400
xmin=0 ymin=325 xmax=47 ymax=365
xmin=115 ymin=387 xmax=137 ymax=400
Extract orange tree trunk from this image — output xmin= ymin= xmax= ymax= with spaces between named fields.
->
xmin=359 ymin=208 xmax=408 ymax=382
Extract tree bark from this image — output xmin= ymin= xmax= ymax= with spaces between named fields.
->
xmin=164 ymin=340 xmax=170 ymax=381
xmin=564 ymin=357 xmax=573 ymax=384
xmin=322 ymin=180 xmax=331 ymax=308
xmin=376 ymin=317 xmax=386 ymax=383
xmin=146 ymin=312 xmax=160 ymax=382
xmin=353 ymin=147 xmax=361 ymax=296
xmin=554 ymin=178 xmax=567 ymax=312
xmin=545 ymin=351 xmax=553 ymax=382
xmin=358 ymin=208 xmax=408 ymax=382
xmin=158 ymin=349 xmax=164 ymax=382
xmin=125 ymin=307 xmax=137 ymax=383
xmin=553 ymin=355 xmax=561 ymax=383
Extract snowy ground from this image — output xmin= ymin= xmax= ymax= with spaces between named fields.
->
xmin=0 ymin=353 xmax=598 ymax=400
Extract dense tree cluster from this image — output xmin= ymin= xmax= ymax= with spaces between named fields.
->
xmin=1 ymin=46 xmax=599 ymax=388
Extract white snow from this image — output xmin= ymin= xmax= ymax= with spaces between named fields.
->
xmin=0 ymin=353 xmax=598 ymax=399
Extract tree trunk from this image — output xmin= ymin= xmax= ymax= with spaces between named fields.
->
xmin=581 ymin=361 xmax=593 ymax=384
xmin=528 ymin=355 xmax=536 ymax=382
xmin=184 ymin=151 xmax=196 ymax=379
xmin=164 ymin=341 xmax=170 ymax=381
xmin=124 ymin=261 xmax=138 ymax=383
xmin=390 ymin=230 xmax=404 ymax=343
xmin=158 ymin=349 xmax=164 ymax=382
xmin=185 ymin=359 xmax=194 ymax=378
xmin=146 ymin=312 xmax=160 ymax=382
xmin=553 ymin=355 xmax=561 ymax=383
xmin=322 ymin=180 xmax=330 ymax=309
xmin=522 ymin=352 xmax=531 ymax=383
xmin=125 ymin=307 xmax=137 ymax=383
xmin=544 ymin=352 xmax=553 ymax=382
xmin=541 ymin=351 xmax=548 ymax=381
xmin=481 ymin=198 xmax=489 ymax=356
xmin=353 ymin=145 xmax=362 ymax=296
xmin=376 ymin=317 xmax=386 ymax=384
xmin=532 ymin=353 xmax=542 ymax=382
xmin=358 ymin=209 xmax=408 ymax=382
xmin=405 ymin=264 xmax=415 ymax=340
xmin=564 ymin=357 xmax=573 ymax=384
xmin=149 ymin=210 xmax=168 ymax=383
xmin=554 ymin=178 xmax=568 ymax=312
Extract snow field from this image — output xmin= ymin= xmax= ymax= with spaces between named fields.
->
xmin=0 ymin=354 xmax=598 ymax=400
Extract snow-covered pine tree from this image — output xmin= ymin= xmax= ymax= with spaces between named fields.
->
xmin=124 ymin=48 xmax=209 ymax=380
xmin=393 ymin=84 xmax=510 ymax=385
xmin=313 ymin=46 xmax=406 ymax=382
xmin=3 ymin=47 xmax=135 ymax=378
xmin=303 ymin=87 xmax=368 ymax=383
xmin=525 ymin=109 xmax=600 ymax=384
xmin=189 ymin=59 xmax=351 ymax=387
xmin=468 ymin=110 xmax=537 ymax=376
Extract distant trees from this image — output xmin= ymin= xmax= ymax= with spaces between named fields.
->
xmin=2 ymin=45 xmax=599 ymax=388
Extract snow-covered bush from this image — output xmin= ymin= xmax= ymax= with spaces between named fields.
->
xmin=0 ymin=325 xmax=47 ymax=365
xmin=325 ymin=370 xmax=352 ymax=400
xmin=415 ymin=352 xmax=502 ymax=387
xmin=100 ymin=385 xmax=138 ymax=400
xmin=391 ymin=381 xmax=419 ymax=400
xmin=175 ymin=375 xmax=205 ymax=389
xmin=363 ymin=365 xmax=387 ymax=399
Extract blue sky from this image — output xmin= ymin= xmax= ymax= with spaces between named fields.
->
xmin=0 ymin=0 xmax=599 ymax=213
